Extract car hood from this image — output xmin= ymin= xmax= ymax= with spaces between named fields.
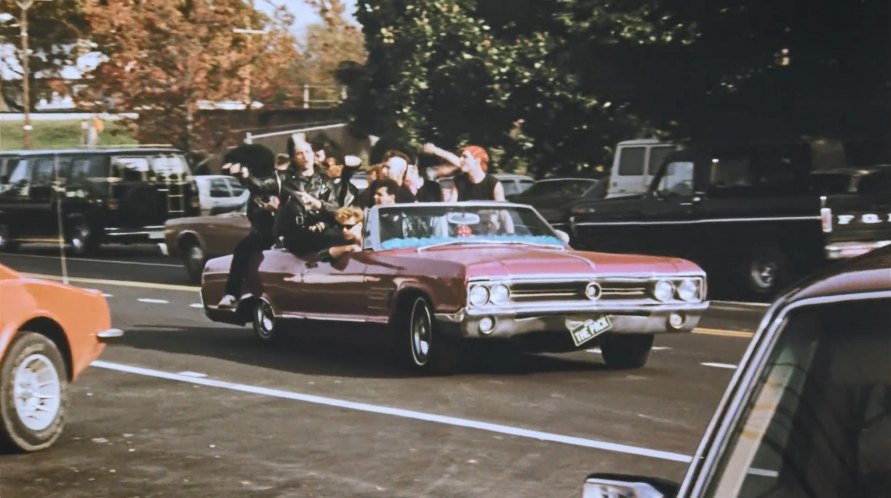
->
xmin=389 ymin=245 xmax=700 ymax=278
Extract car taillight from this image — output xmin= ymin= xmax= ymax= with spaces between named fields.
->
xmin=820 ymin=207 xmax=832 ymax=233
xmin=190 ymin=196 xmax=200 ymax=208
xmin=108 ymin=198 xmax=120 ymax=210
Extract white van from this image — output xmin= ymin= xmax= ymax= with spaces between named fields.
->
xmin=606 ymin=139 xmax=680 ymax=198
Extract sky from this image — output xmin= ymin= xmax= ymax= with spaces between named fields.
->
xmin=259 ymin=0 xmax=359 ymax=41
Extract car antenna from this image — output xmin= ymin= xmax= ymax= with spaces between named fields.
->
xmin=53 ymin=155 xmax=70 ymax=285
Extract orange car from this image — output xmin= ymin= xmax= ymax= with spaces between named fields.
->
xmin=0 ymin=263 xmax=121 ymax=452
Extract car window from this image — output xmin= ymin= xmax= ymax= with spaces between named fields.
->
xmin=112 ymin=156 xmax=150 ymax=181
xmin=708 ymin=298 xmax=890 ymax=498
xmin=209 ymin=178 xmax=233 ymax=197
xmin=226 ymin=177 xmax=247 ymax=195
xmin=31 ymin=158 xmax=57 ymax=186
xmin=857 ymin=170 xmax=891 ymax=196
xmin=710 ymin=157 xmax=755 ymax=194
xmin=7 ymin=159 xmax=29 ymax=185
xmin=657 ymin=161 xmax=695 ymax=196
xmin=70 ymin=156 xmax=107 ymax=183
xmin=648 ymin=146 xmax=675 ymax=175
xmin=151 ymin=154 xmax=189 ymax=178
xmin=618 ymin=147 xmax=645 ymax=176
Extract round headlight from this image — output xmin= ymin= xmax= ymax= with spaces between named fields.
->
xmin=676 ymin=279 xmax=699 ymax=302
xmin=469 ymin=285 xmax=489 ymax=306
xmin=489 ymin=284 xmax=510 ymax=305
xmin=652 ymin=280 xmax=675 ymax=302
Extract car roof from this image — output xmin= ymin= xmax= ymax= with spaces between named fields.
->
xmin=780 ymin=245 xmax=891 ymax=303
xmin=0 ymin=147 xmax=182 ymax=155
xmin=534 ymin=177 xmax=600 ymax=183
xmin=493 ymin=173 xmax=534 ymax=180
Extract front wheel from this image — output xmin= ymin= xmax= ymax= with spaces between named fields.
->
xmin=398 ymin=297 xmax=458 ymax=374
xmin=600 ymin=333 xmax=654 ymax=369
xmin=252 ymin=299 xmax=277 ymax=342
xmin=0 ymin=332 xmax=69 ymax=452
xmin=181 ymin=239 xmax=207 ymax=283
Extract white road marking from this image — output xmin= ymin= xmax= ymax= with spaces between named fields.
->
xmin=702 ymin=362 xmax=737 ymax=370
xmin=585 ymin=348 xmax=601 ymax=354
xmin=190 ymin=303 xmax=204 ymax=308
xmin=138 ymin=298 xmax=170 ymax=304
xmin=4 ymin=253 xmax=179 ymax=267
xmin=178 ymin=371 xmax=208 ymax=378
xmin=651 ymin=346 xmax=671 ymax=351
xmin=91 ymin=360 xmax=692 ymax=463
xmin=103 ymin=293 xmax=114 ymax=298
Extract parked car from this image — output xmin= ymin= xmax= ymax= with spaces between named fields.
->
xmin=0 ymin=147 xmax=200 ymax=255
xmin=606 ymin=139 xmax=680 ymax=199
xmin=508 ymin=178 xmax=606 ymax=230
xmin=583 ymin=245 xmax=891 ymax=498
xmin=193 ymin=175 xmax=249 ymax=216
xmin=201 ymin=202 xmax=709 ymax=373
xmin=0 ymin=263 xmax=122 ymax=451
xmin=570 ymin=142 xmax=891 ymax=298
xmin=438 ymin=173 xmax=535 ymax=201
xmin=162 ymin=207 xmax=250 ymax=282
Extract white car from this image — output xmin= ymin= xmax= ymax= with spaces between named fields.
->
xmin=193 ymin=175 xmax=249 ymax=216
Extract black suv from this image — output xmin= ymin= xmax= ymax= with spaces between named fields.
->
xmin=0 ymin=147 xmax=200 ymax=254
xmin=569 ymin=141 xmax=891 ymax=298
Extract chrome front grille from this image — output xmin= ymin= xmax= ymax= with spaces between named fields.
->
xmin=508 ymin=280 xmax=649 ymax=302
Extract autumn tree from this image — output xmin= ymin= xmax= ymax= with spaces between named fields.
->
xmin=82 ymin=0 xmax=300 ymax=152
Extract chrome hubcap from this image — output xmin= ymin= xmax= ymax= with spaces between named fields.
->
xmin=256 ymin=302 xmax=274 ymax=337
xmin=13 ymin=354 xmax=62 ymax=431
xmin=188 ymin=245 xmax=204 ymax=270
xmin=411 ymin=303 xmax=431 ymax=365
xmin=752 ymin=261 xmax=777 ymax=288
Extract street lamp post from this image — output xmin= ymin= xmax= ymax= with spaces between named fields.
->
xmin=18 ymin=0 xmax=33 ymax=149
xmin=232 ymin=26 xmax=267 ymax=108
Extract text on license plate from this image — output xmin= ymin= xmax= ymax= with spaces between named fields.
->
xmin=567 ymin=315 xmax=612 ymax=347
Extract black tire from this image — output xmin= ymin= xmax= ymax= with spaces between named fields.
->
xmin=0 ymin=332 xmax=69 ymax=452
xmin=600 ymin=334 xmax=654 ymax=369
xmin=67 ymin=217 xmax=100 ymax=256
xmin=181 ymin=238 xmax=207 ymax=284
xmin=741 ymin=246 xmax=786 ymax=298
xmin=0 ymin=224 xmax=19 ymax=252
xmin=252 ymin=299 xmax=277 ymax=342
xmin=397 ymin=297 xmax=457 ymax=374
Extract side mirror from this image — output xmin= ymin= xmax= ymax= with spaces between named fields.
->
xmin=554 ymin=229 xmax=570 ymax=245
xmin=583 ymin=474 xmax=678 ymax=498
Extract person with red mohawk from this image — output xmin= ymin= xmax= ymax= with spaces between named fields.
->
xmin=422 ymin=143 xmax=505 ymax=201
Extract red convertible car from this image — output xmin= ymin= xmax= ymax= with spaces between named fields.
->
xmin=202 ymin=202 xmax=709 ymax=372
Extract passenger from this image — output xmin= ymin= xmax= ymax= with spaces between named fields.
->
xmin=320 ymin=206 xmax=364 ymax=260
xmin=275 ymin=138 xmax=341 ymax=255
xmin=365 ymin=151 xmax=416 ymax=206
xmin=373 ymin=178 xmax=406 ymax=242
xmin=405 ymin=161 xmax=443 ymax=202
xmin=217 ymin=144 xmax=280 ymax=309
xmin=422 ymin=143 xmax=505 ymax=201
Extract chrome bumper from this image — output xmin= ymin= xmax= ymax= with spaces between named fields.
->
xmin=825 ymin=240 xmax=891 ymax=259
xmin=97 ymin=328 xmax=124 ymax=342
xmin=434 ymin=302 xmax=709 ymax=339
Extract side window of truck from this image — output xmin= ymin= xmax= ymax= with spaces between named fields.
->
xmin=657 ymin=161 xmax=695 ymax=196
xmin=617 ymin=147 xmax=645 ymax=175
xmin=709 ymin=157 xmax=755 ymax=196
xmin=857 ymin=170 xmax=891 ymax=196
xmin=648 ymin=146 xmax=675 ymax=175
xmin=112 ymin=157 xmax=151 ymax=182
xmin=31 ymin=158 xmax=57 ymax=187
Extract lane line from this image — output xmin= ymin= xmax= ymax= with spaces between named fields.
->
xmin=138 ymin=298 xmax=170 ymax=304
xmin=4 ymin=253 xmax=178 ymax=267
xmin=693 ymin=328 xmax=753 ymax=338
xmin=23 ymin=273 xmax=199 ymax=292
xmin=702 ymin=362 xmax=738 ymax=370
xmin=91 ymin=360 xmax=692 ymax=463
xmin=190 ymin=303 xmax=204 ymax=308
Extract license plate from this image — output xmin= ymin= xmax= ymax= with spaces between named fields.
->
xmin=567 ymin=315 xmax=612 ymax=347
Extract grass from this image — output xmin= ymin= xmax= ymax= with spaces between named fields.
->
xmin=0 ymin=119 xmax=138 ymax=150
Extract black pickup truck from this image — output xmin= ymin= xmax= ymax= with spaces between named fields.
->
xmin=568 ymin=143 xmax=891 ymax=298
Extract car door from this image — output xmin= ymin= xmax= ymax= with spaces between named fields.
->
xmin=25 ymin=156 xmax=65 ymax=238
xmin=206 ymin=177 xmax=234 ymax=215
xmin=297 ymin=252 xmax=369 ymax=318
xmin=633 ymin=156 xmax=702 ymax=257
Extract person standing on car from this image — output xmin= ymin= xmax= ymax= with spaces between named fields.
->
xmin=404 ymin=160 xmax=443 ymax=202
xmin=422 ymin=143 xmax=505 ymax=201
xmin=275 ymin=137 xmax=341 ymax=255
xmin=217 ymin=144 xmax=282 ymax=309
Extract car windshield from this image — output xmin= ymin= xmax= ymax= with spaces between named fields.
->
xmin=707 ymin=298 xmax=890 ymax=498
xmin=369 ymin=202 xmax=564 ymax=250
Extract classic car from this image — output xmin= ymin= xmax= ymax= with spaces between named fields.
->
xmin=192 ymin=174 xmax=249 ymax=216
xmin=0 ymin=263 xmax=122 ymax=451
xmin=583 ymin=245 xmax=891 ymax=497
xmin=162 ymin=207 xmax=251 ymax=282
xmin=201 ymin=202 xmax=709 ymax=373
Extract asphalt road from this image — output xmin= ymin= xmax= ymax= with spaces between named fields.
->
xmin=0 ymin=245 xmax=765 ymax=497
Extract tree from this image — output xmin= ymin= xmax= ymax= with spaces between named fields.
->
xmin=0 ymin=0 xmax=89 ymax=111
xmin=81 ymin=0 xmax=300 ymax=152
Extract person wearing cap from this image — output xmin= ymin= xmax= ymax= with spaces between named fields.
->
xmin=422 ymin=143 xmax=505 ymax=201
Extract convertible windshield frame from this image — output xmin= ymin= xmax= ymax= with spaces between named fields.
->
xmin=363 ymin=201 xmax=566 ymax=252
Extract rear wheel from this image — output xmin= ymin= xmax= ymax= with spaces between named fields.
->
xmin=67 ymin=217 xmax=99 ymax=256
xmin=181 ymin=238 xmax=207 ymax=283
xmin=252 ymin=299 xmax=277 ymax=342
xmin=600 ymin=333 xmax=654 ymax=369
xmin=0 ymin=224 xmax=19 ymax=252
xmin=741 ymin=246 xmax=786 ymax=299
xmin=0 ymin=332 xmax=69 ymax=452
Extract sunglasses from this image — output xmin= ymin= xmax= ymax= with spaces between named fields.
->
xmin=341 ymin=221 xmax=361 ymax=230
